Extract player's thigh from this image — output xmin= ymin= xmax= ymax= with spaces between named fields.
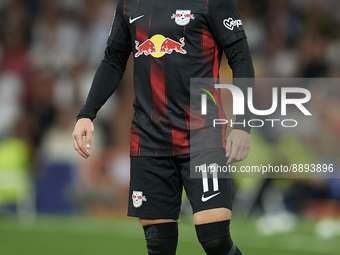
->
xmin=128 ymin=156 xmax=183 ymax=220
xmin=178 ymin=148 xmax=233 ymax=222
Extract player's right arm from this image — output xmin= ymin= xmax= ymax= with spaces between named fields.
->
xmin=72 ymin=0 xmax=131 ymax=159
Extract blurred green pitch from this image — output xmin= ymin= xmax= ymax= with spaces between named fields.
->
xmin=0 ymin=216 xmax=339 ymax=255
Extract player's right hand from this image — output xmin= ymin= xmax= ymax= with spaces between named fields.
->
xmin=72 ymin=118 xmax=94 ymax=159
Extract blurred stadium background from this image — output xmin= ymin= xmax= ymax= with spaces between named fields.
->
xmin=0 ymin=0 xmax=340 ymax=254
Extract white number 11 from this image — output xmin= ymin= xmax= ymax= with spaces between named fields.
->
xmin=198 ymin=163 xmax=219 ymax=193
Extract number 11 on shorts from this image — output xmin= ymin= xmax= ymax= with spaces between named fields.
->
xmin=198 ymin=163 xmax=219 ymax=192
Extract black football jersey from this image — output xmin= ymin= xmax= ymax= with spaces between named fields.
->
xmin=108 ymin=0 xmax=246 ymax=156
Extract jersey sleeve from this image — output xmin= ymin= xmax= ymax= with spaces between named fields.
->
xmin=224 ymin=39 xmax=255 ymax=133
xmin=107 ymin=0 xmax=132 ymax=51
xmin=206 ymin=0 xmax=246 ymax=48
xmin=77 ymin=1 xmax=131 ymax=121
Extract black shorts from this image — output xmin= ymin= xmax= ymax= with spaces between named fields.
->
xmin=127 ymin=148 xmax=232 ymax=219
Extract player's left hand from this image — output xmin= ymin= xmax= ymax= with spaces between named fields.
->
xmin=225 ymin=129 xmax=251 ymax=164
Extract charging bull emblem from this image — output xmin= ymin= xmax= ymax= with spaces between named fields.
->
xmin=135 ymin=39 xmax=156 ymax=57
xmin=160 ymin=37 xmax=186 ymax=54
xmin=135 ymin=35 xmax=187 ymax=58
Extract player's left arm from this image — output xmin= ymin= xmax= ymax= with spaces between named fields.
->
xmin=224 ymin=38 xmax=254 ymax=164
xmin=206 ymin=0 xmax=255 ymax=164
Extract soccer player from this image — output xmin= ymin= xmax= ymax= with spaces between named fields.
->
xmin=72 ymin=0 xmax=254 ymax=254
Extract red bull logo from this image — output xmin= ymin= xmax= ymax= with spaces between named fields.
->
xmin=135 ymin=39 xmax=156 ymax=57
xmin=135 ymin=34 xmax=187 ymax=58
xmin=171 ymin=10 xmax=195 ymax=26
xmin=132 ymin=191 xmax=147 ymax=208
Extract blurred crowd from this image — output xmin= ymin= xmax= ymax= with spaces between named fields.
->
xmin=0 ymin=0 xmax=340 ymax=225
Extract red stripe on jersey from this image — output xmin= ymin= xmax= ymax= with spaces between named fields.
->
xmin=201 ymin=25 xmax=215 ymax=68
xmin=149 ymin=58 xmax=189 ymax=156
xmin=131 ymin=27 xmax=148 ymax=156
xmin=201 ymin=26 xmax=226 ymax=148
xmin=136 ymin=25 xmax=148 ymax=43
xmin=135 ymin=0 xmax=140 ymax=11
xmin=171 ymin=127 xmax=189 ymax=156
xmin=123 ymin=0 xmax=127 ymax=23
xmin=149 ymin=12 xmax=152 ymax=30
xmin=185 ymin=107 xmax=190 ymax=130
xmin=130 ymin=122 xmax=141 ymax=156
xmin=213 ymin=44 xmax=219 ymax=82
xmin=212 ymin=46 xmax=226 ymax=147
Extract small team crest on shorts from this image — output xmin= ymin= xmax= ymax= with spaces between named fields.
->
xmin=132 ymin=191 xmax=147 ymax=208
xmin=171 ymin=10 xmax=195 ymax=26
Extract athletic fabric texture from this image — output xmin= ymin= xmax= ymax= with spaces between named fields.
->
xmin=128 ymin=148 xmax=232 ymax=219
xmin=77 ymin=0 xmax=255 ymax=157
